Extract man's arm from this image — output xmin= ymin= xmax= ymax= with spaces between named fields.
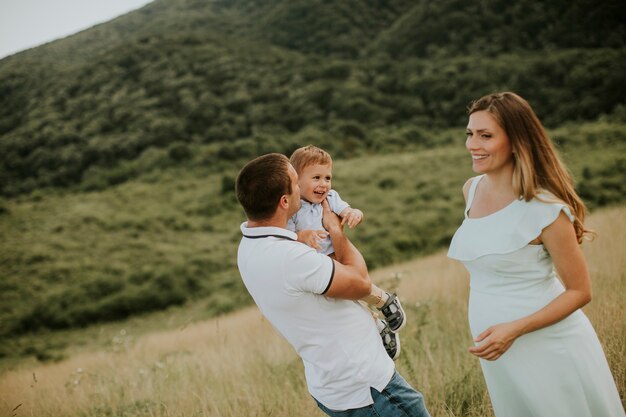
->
xmin=321 ymin=200 xmax=371 ymax=299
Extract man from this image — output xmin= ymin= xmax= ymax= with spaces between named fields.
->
xmin=235 ymin=153 xmax=431 ymax=417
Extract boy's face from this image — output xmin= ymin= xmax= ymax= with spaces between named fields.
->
xmin=298 ymin=163 xmax=332 ymax=204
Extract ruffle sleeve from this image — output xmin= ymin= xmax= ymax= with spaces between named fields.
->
xmin=447 ymin=197 xmax=574 ymax=262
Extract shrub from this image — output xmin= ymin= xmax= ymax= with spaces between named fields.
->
xmin=168 ymin=143 xmax=192 ymax=161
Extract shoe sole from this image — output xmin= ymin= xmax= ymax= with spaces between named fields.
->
xmin=391 ymin=334 xmax=401 ymax=360
xmin=388 ymin=297 xmax=406 ymax=333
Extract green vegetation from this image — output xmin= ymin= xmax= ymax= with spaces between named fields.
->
xmin=0 ymin=0 xmax=624 ymax=196
xmin=0 ymin=0 xmax=625 ymax=358
xmin=1 ymin=122 xmax=625 ymax=361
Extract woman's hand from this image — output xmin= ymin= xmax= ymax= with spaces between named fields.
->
xmin=341 ymin=208 xmax=364 ymax=229
xmin=297 ymin=229 xmax=328 ymax=250
xmin=469 ymin=321 xmax=524 ymax=361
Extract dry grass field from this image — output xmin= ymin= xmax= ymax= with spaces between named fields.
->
xmin=1 ymin=206 xmax=624 ymax=417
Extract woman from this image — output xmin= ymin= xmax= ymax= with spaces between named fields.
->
xmin=447 ymin=92 xmax=624 ymax=417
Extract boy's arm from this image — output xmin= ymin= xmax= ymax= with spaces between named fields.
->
xmin=339 ymin=207 xmax=364 ymax=229
xmin=327 ymin=189 xmax=350 ymax=215
xmin=328 ymin=190 xmax=363 ymax=229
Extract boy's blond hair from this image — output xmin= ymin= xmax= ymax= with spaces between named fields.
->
xmin=289 ymin=145 xmax=332 ymax=174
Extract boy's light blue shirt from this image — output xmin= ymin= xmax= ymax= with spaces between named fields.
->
xmin=287 ymin=189 xmax=350 ymax=255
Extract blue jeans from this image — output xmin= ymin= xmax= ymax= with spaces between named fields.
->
xmin=314 ymin=371 xmax=431 ymax=417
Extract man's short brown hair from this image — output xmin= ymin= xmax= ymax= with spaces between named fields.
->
xmin=236 ymin=153 xmax=292 ymax=221
xmin=289 ymin=145 xmax=332 ymax=174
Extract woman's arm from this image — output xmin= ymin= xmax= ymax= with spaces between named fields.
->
xmin=469 ymin=211 xmax=592 ymax=360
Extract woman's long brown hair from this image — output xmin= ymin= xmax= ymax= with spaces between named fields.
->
xmin=468 ymin=92 xmax=591 ymax=243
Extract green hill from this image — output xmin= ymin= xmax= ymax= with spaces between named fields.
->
xmin=1 ymin=0 xmax=624 ymax=195
xmin=0 ymin=0 xmax=625 ymax=355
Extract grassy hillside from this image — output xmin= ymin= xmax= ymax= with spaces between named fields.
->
xmin=1 ymin=121 xmax=625 ymax=356
xmin=1 ymin=205 xmax=623 ymax=416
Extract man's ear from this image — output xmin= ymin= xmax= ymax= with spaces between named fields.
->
xmin=279 ymin=195 xmax=289 ymax=210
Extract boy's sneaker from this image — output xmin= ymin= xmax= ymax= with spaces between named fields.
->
xmin=378 ymin=293 xmax=406 ymax=332
xmin=380 ymin=320 xmax=401 ymax=360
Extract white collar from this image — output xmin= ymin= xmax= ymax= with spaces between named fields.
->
xmin=240 ymin=222 xmax=297 ymax=241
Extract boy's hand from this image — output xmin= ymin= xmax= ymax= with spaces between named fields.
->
xmin=297 ymin=229 xmax=329 ymax=250
xmin=341 ymin=208 xmax=364 ymax=229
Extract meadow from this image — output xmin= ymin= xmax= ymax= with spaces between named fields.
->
xmin=1 ymin=205 xmax=624 ymax=417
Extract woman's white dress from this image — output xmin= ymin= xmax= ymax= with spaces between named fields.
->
xmin=448 ymin=175 xmax=624 ymax=417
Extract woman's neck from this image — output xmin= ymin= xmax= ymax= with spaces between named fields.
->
xmin=482 ymin=164 xmax=516 ymax=197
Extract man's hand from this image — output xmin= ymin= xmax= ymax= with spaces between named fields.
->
xmin=322 ymin=199 xmax=343 ymax=235
xmin=297 ymin=229 xmax=328 ymax=250
xmin=340 ymin=208 xmax=364 ymax=229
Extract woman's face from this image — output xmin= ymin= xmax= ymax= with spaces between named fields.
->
xmin=466 ymin=111 xmax=514 ymax=175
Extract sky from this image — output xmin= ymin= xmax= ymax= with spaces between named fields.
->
xmin=0 ymin=0 xmax=154 ymax=59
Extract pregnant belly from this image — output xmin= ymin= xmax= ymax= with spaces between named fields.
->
xmin=468 ymin=288 xmax=560 ymax=337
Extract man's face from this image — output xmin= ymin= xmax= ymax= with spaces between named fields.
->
xmin=287 ymin=164 xmax=301 ymax=216
xmin=298 ymin=163 xmax=332 ymax=204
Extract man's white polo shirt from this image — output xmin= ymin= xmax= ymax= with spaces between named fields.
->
xmin=237 ymin=222 xmax=394 ymax=411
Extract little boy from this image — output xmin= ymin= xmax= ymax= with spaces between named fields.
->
xmin=288 ymin=145 xmax=406 ymax=359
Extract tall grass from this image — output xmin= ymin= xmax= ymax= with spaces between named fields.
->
xmin=1 ymin=206 xmax=624 ymax=417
